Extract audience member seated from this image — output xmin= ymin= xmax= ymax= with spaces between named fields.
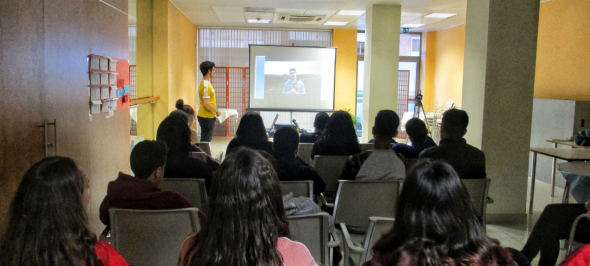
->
xmin=169 ymin=99 xmax=190 ymax=124
xmin=99 ymin=140 xmax=194 ymax=227
xmin=300 ymin=111 xmax=330 ymax=143
xmin=363 ymin=160 xmax=519 ymax=266
xmin=156 ymin=115 xmax=214 ymax=189
xmin=341 ymin=110 xmax=405 ymax=181
xmin=419 ymin=109 xmax=486 ymax=179
xmin=310 ymin=110 xmax=361 ymax=162
xmin=520 ymin=202 xmax=590 ymax=266
xmin=226 ymin=111 xmax=273 ymax=156
xmin=180 ymin=147 xmax=317 ymax=266
xmin=175 ymin=99 xmax=199 ymax=142
xmin=0 ymin=157 xmax=129 ymax=266
xmin=393 ymin=117 xmax=437 ymax=158
xmin=273 ymin=127 xmax=326 ymax=195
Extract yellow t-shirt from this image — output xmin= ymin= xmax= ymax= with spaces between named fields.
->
xmin=198 ymin=80 xmax=217 ymax=118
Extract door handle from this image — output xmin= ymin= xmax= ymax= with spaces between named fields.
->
xmin=39 ymin=119 xmax=57 ymax=156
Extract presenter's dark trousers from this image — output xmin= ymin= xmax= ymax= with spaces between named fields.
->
xmin=198 ymin=116 xmax=216 ymax=142
xmin=521 ymin=203 xmax=590 ymax=266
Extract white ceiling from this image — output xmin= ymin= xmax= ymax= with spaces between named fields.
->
xmin=168 ymin=0 xmax=469 ymax=32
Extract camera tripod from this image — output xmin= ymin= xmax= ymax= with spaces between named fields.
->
xmin=413 ymin=90 xmax=431 ymax=134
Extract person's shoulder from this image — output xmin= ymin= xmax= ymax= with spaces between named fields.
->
xmin=277 ymin=237 xmax=318 ymax=266
xmin=418 ymin=145 xmax=439 ymax=158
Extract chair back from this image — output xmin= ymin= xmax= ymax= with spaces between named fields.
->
xmin=193 ymin=142 xmax=212 ymax=156
xmin=190 ymin=151 xmax=208 ymax=162
xmin=109 ymin=208 xmax=200 ymax=266
xmin=312 ymin=155 xmax=350 ymax=193
xmin=405 ymin=158 xmax=418 ymax=175
xmin=288 ymin=213 xmax=330 ymax=266
xmin=360 ymin=217 xmax=395 ymax=263
xmin=333 ymin=180 xmax=400 ymax=227
xmin=298 ymin=143 xmax=314 ymax=164
xmin=359 ymin=143 xmax=373 ymax=153
xmin=160 ymin=178 xmax=208 ymax=210
xmin=461 ymin=178 xmax=491 ymax=227
xmin=281 ymin=180 xmax=313 ymax=198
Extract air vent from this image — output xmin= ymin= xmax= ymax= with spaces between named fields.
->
xmin=278 ymin=14 xmax=326 ymax=23
xmin=244 ymin=7 xmax=275 ymax=13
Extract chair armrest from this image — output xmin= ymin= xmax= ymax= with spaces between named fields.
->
xmin=328 ymin=231 xmax=341 ymax=248
xmin=368 ymin=216 xmax=395 ymax=222
xmin=340 ymin=223 xmax=364 ymax=253
xmin=214 ymin=151 xmax=223 ymax=161
xmin=318 ymin=193 xmax=334 ymax=208
xmin=99 ymin=227 xmax=111 ymax=242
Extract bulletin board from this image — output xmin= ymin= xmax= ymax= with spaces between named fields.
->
xmin=88 ymin=54 xmax=130 ymax=116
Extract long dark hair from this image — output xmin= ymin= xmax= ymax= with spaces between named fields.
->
xmin=157 ymin=115 xmax=191 ymax=156
xmin=0 ymin=157 xmax=101 ymax=266
xmin=235 ymin=111 xmax=269 ymax=148
xmin=184 ymin=147 xmax=289 ymax=266
xmin=322 ymin=110 xmax=359 ymax=153
xmin=371 ymin=160 xmax=513 ymax=266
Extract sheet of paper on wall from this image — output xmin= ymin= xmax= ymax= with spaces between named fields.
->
xmin=91 ymin=87 xmax=101 ymax=101
xmin=110 ymin=100 xmax=117 ymax=111
xmin=90 ymin=72 xmax=100 ymax=85
xmin=110 ymin=86 xmax=117 ymax=98
xmin=117 ymin=89 xmax=125 ymax=97
xmin=91 ymin=101 xmax=101 ymax=115
xmin=109 ymin=73 xmax=118 ymax=85
xmin=109 ymin=59 xmax=118 ymax=71
xmin=101 ymin=86 xmax=109 ymax=100
xmin=101 ymin=73 xmax=109 ymax=85
xmin=123 ymin=85 xmax=130 ymax=93
xmin=90 ymin=56 xmax=101 ymax=70
xmin=100 ymin=57 xmax=108 ymax=71
xmin=102 ymin=100 xmax=112 ymax=113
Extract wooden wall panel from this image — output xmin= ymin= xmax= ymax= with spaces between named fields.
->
xmin=43 ymin=0 xmax=130 ymax=234
xmin=0 ymin=0 xmax=46 ymax=233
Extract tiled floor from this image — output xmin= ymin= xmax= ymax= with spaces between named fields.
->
xmin=209 ymin=136 xmax=577 ymax=266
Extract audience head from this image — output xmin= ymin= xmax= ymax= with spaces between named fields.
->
xmin=185 ymin=147 xmax=288 ymax=266
xmin=157 ymin=115 xmax=191 ymax=156
xmin=441 ymin=109 xmax=469 ymax=139
xmin=176 ymin=99 xmax=196 ymax=127
xmin=199 ymin=61 xmax=215 ymax=77
xmin=0 ymin=156 xmax=101 ymax=266
xmin=235 ymin=111 xmax=268 ymax=146
xmin=372 ymin=109 xmax=399 ymax=141
xmin=323 ymin=110 xmax=359 ymax=147
xmin=405 ymin=118 xmax=428 ymax=143
xmin=273 ymin=127 xmax=299 ymax=158
xmin=130 ymin=140 xmax=168 ymax=182
xmin=372 ymin=159 xmax=511 ymax=266
xmin=313 ymin=112 xmax=330 ymax=133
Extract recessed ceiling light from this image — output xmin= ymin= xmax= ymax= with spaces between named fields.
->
xmin=424 ymin=13 xmax=457 ymax=18
xmin=337 ymin=10 xmax=365 ymax=16
xmin=401 ymin=23 xmax=424 ymax=28
xmin=324 ymin=21 xmax=349 ymax=26
xmin=247 ymin=19 xmax=271 ymax=23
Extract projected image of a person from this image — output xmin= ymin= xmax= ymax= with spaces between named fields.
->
xmin=282 ymin=68 xmax=306 ymax=94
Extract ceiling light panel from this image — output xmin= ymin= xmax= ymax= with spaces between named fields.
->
xmin=337 ymin=10 xmax=365 ymax=16
xmin=243 ymin=7 xmax=275 ymax=13
xmin=247 ymin=19 xmax=271 ymax=24
xmin=424 ymin=13 xmax=457 ymax=18
xmin=401 ymin=23 xmax=425 ymax=28
xmin=212 ymin=6 xmax=245 ymax=23
xmin=244 ymin=12 xmax=274 ymax=20
xmin=328 ymin=15 xmax=357 ymax=23
xmin=324 ymin=21 xmax=348 ymax=26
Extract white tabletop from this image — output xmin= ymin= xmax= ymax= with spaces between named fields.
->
xmin=216 ymin=108 xmax=238 ymax=123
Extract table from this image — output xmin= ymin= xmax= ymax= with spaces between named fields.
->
xmin=545 ymin=140 xmax=589 ymax=196
xmin=216 ymin=108 xmax=239 ymax=136
xmin=558 ymin=162 xmax=590 ymax=203
xmin=529 ymin=147 xmax=590 ymax=213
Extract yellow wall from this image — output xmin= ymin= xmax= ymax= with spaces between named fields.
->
xmin=423 ymin=31 xmax=436 ymax=107
xmin=430 ymin=24 xmax=466 ymax=108
xmin=333 ymin=29 xmax=358 ymax=113
xmin=135 ymin=0 xmax=198 ymax=139
xmin=168 ymin=1 xmax=197 ymax=115
xmin=534 ymin=0 xmax=590 ymax=101
xmin=136 ymin=0 xmax=154 ymax=139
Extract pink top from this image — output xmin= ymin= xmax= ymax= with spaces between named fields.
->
xmin=180 ymin=235 xmax=317 ymax=266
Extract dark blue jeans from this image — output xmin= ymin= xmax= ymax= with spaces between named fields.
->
xmin=197 ymin=116 xmax=216 ymax=142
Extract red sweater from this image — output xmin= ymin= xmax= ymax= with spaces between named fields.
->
xmin=87 ymin=240 xmax=129 ymax=266
xmin=99 ymin=172 xmax=194 ymax=226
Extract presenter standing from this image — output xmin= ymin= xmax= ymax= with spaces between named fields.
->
xmin=197 ymin=61 xmax=221 ymax=142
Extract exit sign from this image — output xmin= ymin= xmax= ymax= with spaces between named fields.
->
xmin=401 ymin=28 xmax=410 ymax=34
